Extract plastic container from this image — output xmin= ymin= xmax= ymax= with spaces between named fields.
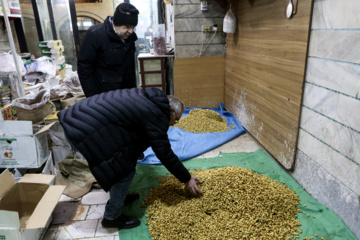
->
xmin=153 ymin=24 xmax=167 ymax=56
xmin=65 ymin=64 xmax=73 ymax=78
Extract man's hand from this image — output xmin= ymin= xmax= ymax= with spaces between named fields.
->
xmin=185 ymin=175 xmax=203 ymax=196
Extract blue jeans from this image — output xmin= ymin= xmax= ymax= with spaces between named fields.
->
xmin=104 ymin=170 xmax=136 ymax=220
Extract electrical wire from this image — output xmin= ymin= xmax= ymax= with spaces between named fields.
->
xmin=191 ymin=28 xmax=218 ymax=57
xmin=191 ymin=30 xmax=207 ymax=57
xmin=198 ymin=31 xmax=208 ymax=57
xmin=198 ymin=29 xmax=218 ymax=56
xmin=224 ymin=34 xmax=228 ymax=56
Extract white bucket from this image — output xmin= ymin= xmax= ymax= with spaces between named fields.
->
xmin=65 ymin=64 xmax=73 ymax=77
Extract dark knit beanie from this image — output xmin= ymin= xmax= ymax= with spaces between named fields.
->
xmin=113 ymin=3 xmax=139 ymax=26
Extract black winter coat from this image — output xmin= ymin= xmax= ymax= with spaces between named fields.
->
xmin=57 ymin=88 xmax=191 ymax=191
xmin=77 ymin=16 xmax=137 ymax=97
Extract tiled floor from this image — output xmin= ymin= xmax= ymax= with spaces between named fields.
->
xmin=43 ymin=132 xmax=263 ymax=240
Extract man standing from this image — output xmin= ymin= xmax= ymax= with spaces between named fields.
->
xmin=77 ymin=3 xmax=139 ymax=97
xmin=57 ymin=88 xmax=203 ymax=229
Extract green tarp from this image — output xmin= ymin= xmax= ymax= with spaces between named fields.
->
xmin=119 ymin=149 xmax=357 ymax=240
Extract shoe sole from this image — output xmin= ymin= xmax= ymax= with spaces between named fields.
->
xmin=121 ymin=221 xmax=141 ymax=229
xmin=101 ymin=221 xmax=141 ymax=229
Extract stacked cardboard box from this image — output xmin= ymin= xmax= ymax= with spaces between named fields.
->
xmin=38 ymin=40 xmax=66 ymax=79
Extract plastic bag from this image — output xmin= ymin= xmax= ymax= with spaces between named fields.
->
xmin=223 ymin=8 xmax=236 ymax=33
xmin=62 ymin=74 xmax=83 ymax=93
xmin=12 ymin=89 xmax=50 ymax=110
xmin=36 ymin=56 xmax=56 ymax=76
xmin=12 ymin=89 xmax=56 ymax=123
xmin=0 ymin=51 xmax=26 ymax=76
xmin=50 ymin=73 xmax=84 ymax=100
xmin=23 ymin=72 xmax=47 ymax=85
xmin=0 ymin=72 xmax=25 ymax=99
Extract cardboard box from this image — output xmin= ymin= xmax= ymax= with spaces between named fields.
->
xmin=53 ymin=56 xmax=65 ymax=66
xmin=50 ymin=45 xmax=64 ymax=54
xmin=40 ymin=48 xmax=51 ymax=55
xmin=26 ymin=152 xmax=55 ymax=176
xmin=47 ymin=40 xmax=62 ymax=48
xmin=0 ymin=169 xmax=65 ymax=240
xmin=37 ymin=41 xmax=50 ymax=48
xmin=51 ymin=52 xmax=63 ymax=60
xmin=0 ymin=121 xmax=55 ymax=168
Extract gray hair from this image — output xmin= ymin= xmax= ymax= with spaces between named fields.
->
xmin=168 ymin=95 xmax=184 ymax=116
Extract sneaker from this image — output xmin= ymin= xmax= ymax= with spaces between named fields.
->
xmin=124 ymin=192 xmax=140 ymax=205
xmin=101 ymin=214 xmax=140 ymax=229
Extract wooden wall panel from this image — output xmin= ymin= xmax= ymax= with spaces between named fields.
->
xmin=224 ymin=0 xmax=313 ymax=169
xmin=174 ymin=56 xmax=224 ymax=108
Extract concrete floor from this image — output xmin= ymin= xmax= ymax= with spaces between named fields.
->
xmin=43 ymin=132 xmax=264 ymax=240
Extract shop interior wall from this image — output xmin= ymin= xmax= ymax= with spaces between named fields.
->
xmin=174 ymin=56 xmax=224 ymax=108
xmin=289 ymin=0 xmax=360 ymax=238
xmin=172 ymin=0 xmax=226 ymax=107
xmin=173 ymin=0 xmax=226 ymax=58
xmin=223 ymin=0 xmax=360 ymax=237
xmin=224 ymin=0 xmax=313 ymax=169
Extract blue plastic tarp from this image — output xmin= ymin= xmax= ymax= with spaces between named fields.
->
xmin=138 ymin=103 xmax=246 ymax=165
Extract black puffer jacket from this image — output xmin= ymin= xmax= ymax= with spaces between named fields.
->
xmin=57 ymin=88 xmax=191 ymax=191
xmin=77 ymin=16 xmax=137 ymax=97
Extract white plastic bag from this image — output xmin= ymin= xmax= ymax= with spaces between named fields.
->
xmin=36 ymin=56 xmax=57 ymax=76
xmin=0 ymin=51 xmax=26 ymax=76
xmin=12 ymin=89 xmax=50 ymax=110
xmin=223 ymin=8 xmax=236 ymax=33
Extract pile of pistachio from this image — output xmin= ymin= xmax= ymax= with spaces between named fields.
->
xmin=174 ymin=108 xmax=229 ymax=133
xmin=145 ymin=166 xmax=303 ymax=240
